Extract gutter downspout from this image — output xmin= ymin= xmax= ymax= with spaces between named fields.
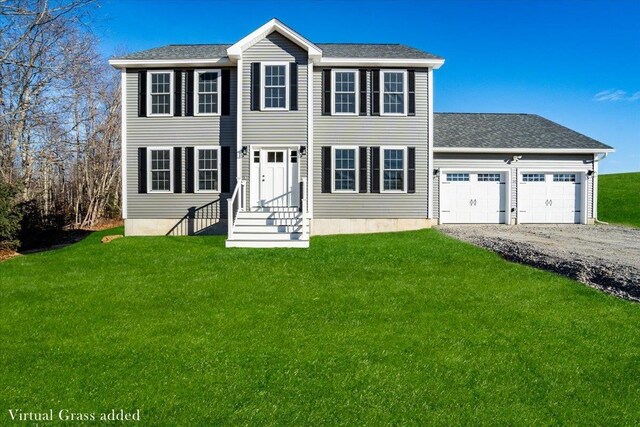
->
xmin=593 ymin=152 xmax=609 ymax=224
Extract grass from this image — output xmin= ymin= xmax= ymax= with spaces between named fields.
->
xmin=599 ymin=172 xmax=640 ymax=228
xmin=1 ymin=228 xmax=639 ymax=425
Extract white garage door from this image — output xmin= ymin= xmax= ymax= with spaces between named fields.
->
xmin=440 ymin=172 xmax=506 ymax=224
xmin=518 ymin=172 xmax=582 ymax=223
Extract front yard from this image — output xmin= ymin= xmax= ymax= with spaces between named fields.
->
xmin=1 ymin=228 xmax=639 ymax=425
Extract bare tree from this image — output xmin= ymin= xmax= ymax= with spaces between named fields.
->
xmin=0 ymin=0 xmax=121 ymax=237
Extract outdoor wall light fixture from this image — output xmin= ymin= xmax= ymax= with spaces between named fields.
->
xmin=299 ymin=146 xmax=307 ymax=156
xmin=241 ymin=146 xmax=248 ymax=156
xmin=433 ymin=168 xmax=439 ymax=175
xmin=587 ymin=170 xmax=594 ymax=176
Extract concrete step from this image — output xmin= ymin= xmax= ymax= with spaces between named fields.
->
xmin=232 ymin=232 xmax=304 ymax=241
xmin=235 ymin=217 xmax=303 ymax=226
xmin=233 ymin=224 xmax=303 ymax=233
xmin=225 ymin=240 xmax=309 ymax=248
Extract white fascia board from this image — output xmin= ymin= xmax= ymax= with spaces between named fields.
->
xmin=318 ymin=57 xmax=445 ymax=69
xmin=433 ymin=147 xmax=615 ymax=154
xmin=227 ymin=18 xmax=322 ymax=61
xmin=108 ymin=58 xmax=233 ymax=69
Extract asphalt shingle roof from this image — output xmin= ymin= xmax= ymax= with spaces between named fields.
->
xmin=434 ymin=113 xmax=612 ymax=150
xmin=113 ymin=43 xmax=441 ymax=60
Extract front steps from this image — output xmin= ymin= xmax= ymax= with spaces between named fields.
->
xmin=225 ymin=208 xmax=309 ymax=248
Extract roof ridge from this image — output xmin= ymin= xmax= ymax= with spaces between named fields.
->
xmin=167 ymin=43 xmax=231 ymax=46
xmin=316 ymin=42 xmax=402 ymax=45
xmin=435 ymin=112 xmax=533 ymax=115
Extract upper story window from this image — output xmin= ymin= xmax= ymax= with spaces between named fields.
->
xmin=381 ymin=70 xmax=406 ymax=115
xmin=196 ymin=147 xmax=220 ymax=192
xmin=332 ymin=70 xmax=357 ymax=115
xmin=148 ymin=71 xmax=173 ymax=116
xmin=148 ymin=148 xmax=172 ymax=192
xmin=195 ymin=70 xmax=220 ymax=115
xmin=333 ymin=147 xmax=357 ymax=192
xmin=262 ymin=63 xmax=288 ymax=110
xmin=382 ymin=147 xmax=406 ymax=192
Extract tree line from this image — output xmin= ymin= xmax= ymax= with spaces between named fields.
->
xmin=0 ymin=0 xmax=120 ymax=250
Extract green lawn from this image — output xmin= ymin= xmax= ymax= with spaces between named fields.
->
xmin=1 ymin=229 xmax=639 ymax=425
xmin=599 ymin=172 xmax=640 ymax=227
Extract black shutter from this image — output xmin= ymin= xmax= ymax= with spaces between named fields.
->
xmin=322 ymin=146 xmax=332 ymax=193
xmin=359 ymin=147 xmax=367 ymax=193
xmin=221 ymin=146 xmax=231 ymax=193
xmin=138 ymin=71 xmax=147 ymax=117
xmin=185 ymin=147 xmax=194 ymax=193
xmin=289 ymin=62 xmax=298 ymax=111
xmin=322 ymin=69 xmax=331 ymax=115
xmin=371 ymin=147 xmax=380 ymax=193
xmin=251 ymin=62 xmax=260 ymax=111
xmin=221 ymin=69 xmax=230 ymax=116
xmin=371 ymin=70 xmax=380 ymax=116
xmin=359 ymin=69 xmax=367 ymax=116
xmin=138 ymin=147 xmax=147 ymax=193
xmin=185 ymin=70 xmax=194 ymax=116
xmin=173 ymin=147 xmax=182 ymax=193
xmin=407 ymin=147 xmax=416 ymax=193
xmin=408 ymin=70 xmax=416 ymax=116
xmin=174 ymin=71 xmax=182 ymax=116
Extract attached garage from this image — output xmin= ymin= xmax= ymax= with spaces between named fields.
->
xmin=433 ymin=113 xmax=614 ymax=226
xmin=440 ymin=171 xmax=508 ymax=224
xmin=518 ymin=172 xmax=584 ymax=223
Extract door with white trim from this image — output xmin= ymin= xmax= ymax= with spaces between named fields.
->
xmin=518 ymin=172 xmax=581 ymax=223
xmin=250 ymin=148 xmax=298 ymax=209
xmin=440 ymin=172 xmax=506 ymax=224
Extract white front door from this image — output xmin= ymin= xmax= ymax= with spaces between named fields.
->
xmin=518 ymin=172 xmax=582 ymax=223
xmin=250 ymin=148 xmax=299 ymax=209
xmin=440 ymin=172 xmax=507 ymax=224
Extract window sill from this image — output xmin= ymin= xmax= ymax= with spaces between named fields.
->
xmin=195 ymin=189 xmax=220 ymax=194
xmin=148 ymin=190 xmax=173 ymax=194
xmin=147 ymin=113 xmax=173 ymax=117
xmin=194 ymin=113 xmax=221 ymax=117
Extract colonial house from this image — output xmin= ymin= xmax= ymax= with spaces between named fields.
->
xmin=109 ymin=19 xmax=613 ymax=248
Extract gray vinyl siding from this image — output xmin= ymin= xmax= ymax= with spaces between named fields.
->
xmin=313 ymin=68 xmax=429 ymax=218
xmin=433 ymin=153 xmax=596 ymax=221
xmin=242 ymin=32 xmax=308 ymax=146
xmin=125 ymin=69 xmax=237 ymax=220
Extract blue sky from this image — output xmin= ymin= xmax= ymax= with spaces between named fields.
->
xmin=95 ymin=0 xmax=639 ymax=173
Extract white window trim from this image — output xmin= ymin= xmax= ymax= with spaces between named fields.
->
xmin=147 ymin=70 xmax=174 ymax=117
xmin=194 ymin=69 xmax=221 ymax=116
xmin=331 ymin=146 xmax=359 ymax=193
xmin=380 ymin=69 xmax=408 ymax=116
xmin=260 ymin=62 xmax=289 ymax=111
xmin=147 ymin=147 xmax=173 ymax=193
xmin=194 ymin=146 xmax=221 ymax=193
xmin=331 ymin=69 xmax=359 ymax=116
xmin=380 ymin=146 xmax=407 ymax=193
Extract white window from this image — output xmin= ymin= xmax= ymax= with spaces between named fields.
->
xmin=523 ymin=173 xmax=545 ymax=182
xmin=148 ymin=148 xmax=172 ymax=192
xmin=332 ymin=147 xmax=357 ymax=192
xmin=477 ymin=173 xmax=501 ymax=182
xmin=447 ymin=173 xmax=470 ymax=182
xmin=195 ymin=69 xmax=220 ymax=115
xmin=195 ymin=147 xmax=220 ymax=192
xmin=147 ymin=71 xmax=173 ymax=116
xmin=332 ymin=70 xmax=358 ymax=115
xmin=381 ymin=70 xmax=407 ymax=115
xmin=262 ymin=63 xmax=288 ymax=110
xmin=381 ymin=147 xmax=407 ymax=192
xmin=553 ymin=173 xmax=576 ymax=182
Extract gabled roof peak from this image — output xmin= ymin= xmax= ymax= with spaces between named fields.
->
xmin=226 ymin=18 xmax=322 ymax=61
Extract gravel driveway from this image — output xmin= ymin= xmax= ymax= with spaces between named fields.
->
xmin=439 ymin=224 xmax=640 ymax=302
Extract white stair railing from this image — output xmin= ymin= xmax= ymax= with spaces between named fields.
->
xmin=227 ymin=179 xmax=246 ymax=240
xmin=300 ymin=177 xmax=309 ymax=241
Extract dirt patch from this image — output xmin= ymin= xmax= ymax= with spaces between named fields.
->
xmin=439 ymin=224 xmax=640 ymax=302
xmin=0 ymin=249 xmax=21 ymax=262
xmin=101 ymin=234 xmax=123 ymax=244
